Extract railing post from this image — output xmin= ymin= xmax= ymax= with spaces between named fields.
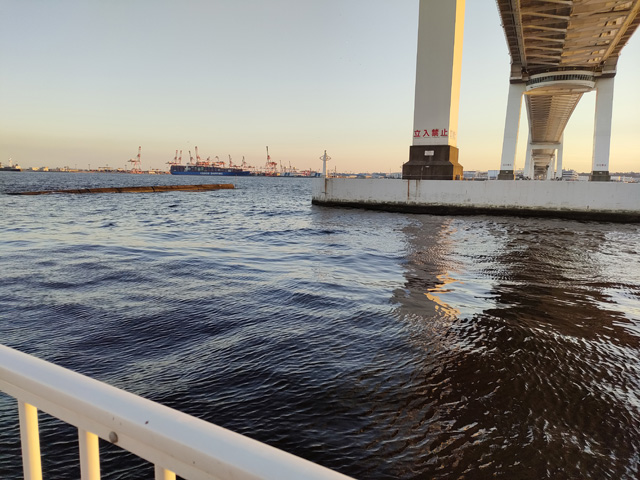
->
xmin=78 ymin=429 xmax=101 ymax=479
xmin=155 ymin=465 xmax=177 ymax=480
xmin=18 ymin=401 xmax=43 ymax=480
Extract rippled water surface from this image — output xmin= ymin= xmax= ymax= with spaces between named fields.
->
xmin=1 ymin=172 xmax=640 ymax=479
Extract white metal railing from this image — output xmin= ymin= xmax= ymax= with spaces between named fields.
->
xmin=0 ymin=345 xmax=354 ymax=480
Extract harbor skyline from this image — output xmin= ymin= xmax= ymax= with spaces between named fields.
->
xmin=1 ymin=0 xmax=639 ymax=173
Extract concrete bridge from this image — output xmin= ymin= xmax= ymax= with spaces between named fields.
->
xmin=403 ymin=0 xmax=640 ymax=182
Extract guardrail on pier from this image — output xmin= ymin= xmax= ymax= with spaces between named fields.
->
xmin=0 ymin=345 xmax=353 ymax=480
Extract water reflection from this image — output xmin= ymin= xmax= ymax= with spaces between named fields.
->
xmin=387 ymin=216 xmax=640 ymax=479
xmin=424 ymin=272 xmax=461 ymax=318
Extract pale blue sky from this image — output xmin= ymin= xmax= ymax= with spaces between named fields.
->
xmin=1 ymin=0 xmax=639 ymax=173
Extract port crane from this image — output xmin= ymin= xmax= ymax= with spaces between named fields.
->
xmin=195 ymin=146 xmax=208 ymax=166
xmin=265 ymin=146 xmax=278 ymax=175
xmin=167 ymin=150 xmax=180 ymax=167
xmin=128 ymin=146 xmax=142 ymax=173
xmin=241 ymin=156 xmax=253 ymax=172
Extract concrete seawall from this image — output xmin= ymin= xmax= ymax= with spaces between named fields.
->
xmin=312 ymin=178 xmax=640 ymax=222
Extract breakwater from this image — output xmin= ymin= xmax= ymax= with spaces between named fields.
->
xmin=7 ymin=184 xmax=235 ymax=195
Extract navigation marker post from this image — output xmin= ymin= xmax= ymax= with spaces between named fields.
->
xmin=321 ymin=150 xmax=331 ymax=178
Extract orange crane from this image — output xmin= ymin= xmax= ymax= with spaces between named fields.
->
xmin=265 ymin=146 xmax=277 ymax=175
xmin=195 ymin=146 xmax=205 ymax=165
xmin=128 ymin=146 xmax=142 ymax=173
xmin=167 ymin=150 xmax=179 ymax=166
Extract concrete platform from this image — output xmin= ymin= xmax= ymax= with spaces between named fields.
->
xmin=312 ymin=178 xmax=640 ymax=222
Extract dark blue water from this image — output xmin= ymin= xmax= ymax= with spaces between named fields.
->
xmin=1 ymin=171 xmax=640 ymax=479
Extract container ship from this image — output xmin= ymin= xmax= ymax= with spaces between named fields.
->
xmin=168 ymin=148 xmax=251 ymax=176
xmin=170 ymin=164 xmax=251 ymax=176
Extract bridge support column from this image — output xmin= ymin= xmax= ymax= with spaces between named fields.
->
xmin=591 ymin=77 xmax=614 ymax=182
xmin=523 ymin=130 xmax=533 ymax=179
xmin=498 ymin=83 xmax=525 ymax=180
xmin=546 ymin=155 xmax=556 ymax=180
xmin=403 ymin=0 xmax=465 ymax=180
xmin=555 ymin=136 xmax=564 ymax=179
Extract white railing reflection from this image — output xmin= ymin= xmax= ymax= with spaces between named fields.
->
xmin=0 ymin=345 xmax=353 ymax=480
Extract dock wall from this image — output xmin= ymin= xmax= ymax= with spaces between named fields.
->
xmin=312 ymin=178 xmax=640 ymax=222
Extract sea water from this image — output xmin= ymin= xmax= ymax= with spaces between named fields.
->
xmin=1 ymin=171 xmax=639 ymax=479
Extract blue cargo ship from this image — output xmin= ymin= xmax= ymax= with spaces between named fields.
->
xmin=170 ymin=165 xmax=251 ymax=176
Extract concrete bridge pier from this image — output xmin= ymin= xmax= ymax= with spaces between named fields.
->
xmin=591 ymin=77 xmax=615 ymax=182
xmin=546 ymin=155 xmax=556 ymax=180
xmin=523 ymin=130 xmax=533 ymax=179
xmin=555 ymin=136 xmax=564 ymax=179
xmin=498 ymin=83 xmax=526 ymax=180
xmin=403 ymin=0 xmax=465 ymax=181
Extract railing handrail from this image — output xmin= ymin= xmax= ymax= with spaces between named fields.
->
xmin=0 ymin=345 xmax=353 ymax=480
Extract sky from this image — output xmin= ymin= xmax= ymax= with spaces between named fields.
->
xmin=1 ymin=0 xmax=639 ymax=173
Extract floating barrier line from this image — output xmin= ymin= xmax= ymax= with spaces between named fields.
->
xmin=7 ymin=184 xmax=235 ymax=195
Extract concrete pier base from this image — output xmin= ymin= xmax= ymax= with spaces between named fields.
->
xmin=590 ymin=171 xmax=611 ymax=182
xmin=497 ymin=170 xmax=515 ymax=180
xmin=403 ymin=145 xmax=463 ymax=180
xmin=312 ymin=178 xmax=640 ymax=222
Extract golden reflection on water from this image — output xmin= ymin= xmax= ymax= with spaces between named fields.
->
xmin=424 ymin=272 xmax=461 ymax=318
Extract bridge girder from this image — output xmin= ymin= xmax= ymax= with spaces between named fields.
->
xmin=496 ymin=0 xmax=640 ymax=79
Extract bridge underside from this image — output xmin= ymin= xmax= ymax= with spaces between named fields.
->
xmin=496 ymin=0 xmax=640 ymax=179
xmin=497 ymin=0 xmax=640 ymax=77
xmin=527 ymin=92 xmax=581 ymax=177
